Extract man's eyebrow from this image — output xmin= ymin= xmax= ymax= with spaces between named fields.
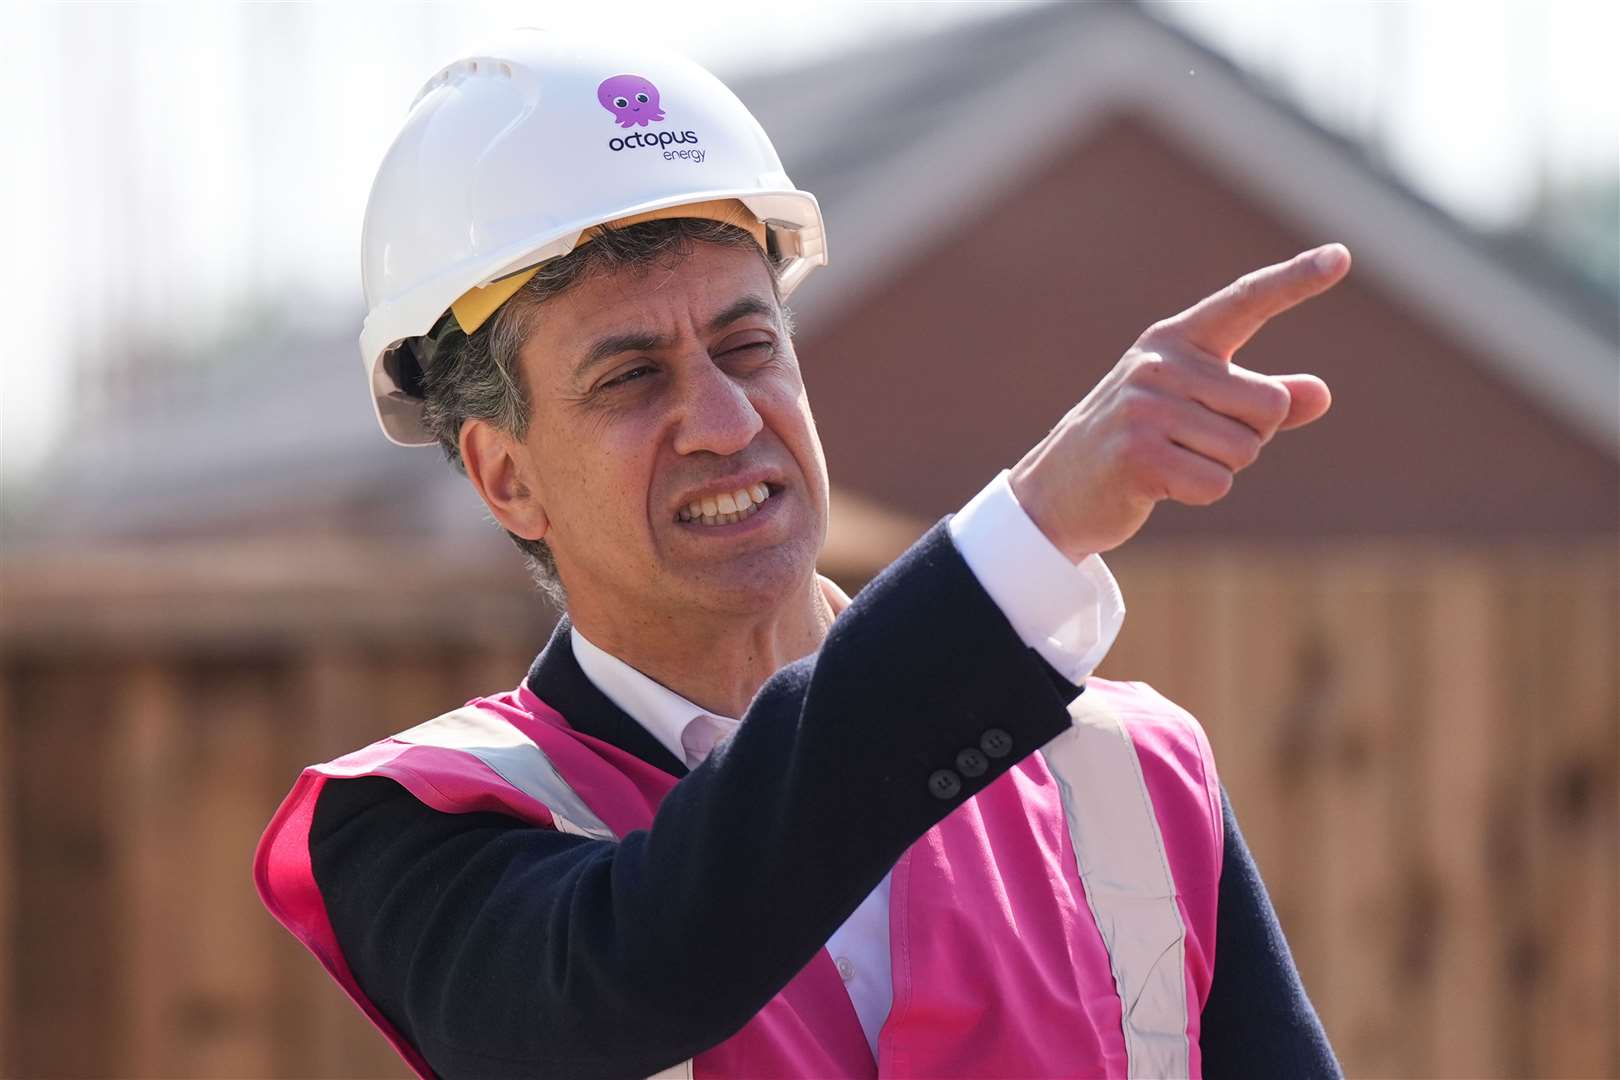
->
xmin=702 ymin=295 xmax=777 ymax=335
xmin=574 ymin=331 xmax=666 ymax=381
xmin=571 ymin=294 xmax=779 ymax=383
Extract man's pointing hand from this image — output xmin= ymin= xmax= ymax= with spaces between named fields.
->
xmin=1009 ymin=243 xmax=1351 ymax=561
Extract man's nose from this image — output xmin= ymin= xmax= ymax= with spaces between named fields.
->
xmin=671 ymin=356 xmax=764 ymax=457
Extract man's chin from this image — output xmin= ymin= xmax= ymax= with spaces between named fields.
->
xmin=665 ymin=543 xmax=819 ymax=614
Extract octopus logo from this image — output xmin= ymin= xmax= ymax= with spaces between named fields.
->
xmin=597 ymin=74 xmax=665 ymax=128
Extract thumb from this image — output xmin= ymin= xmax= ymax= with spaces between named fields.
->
xmin=1275 ymin=374 xmax=1332 ymax=431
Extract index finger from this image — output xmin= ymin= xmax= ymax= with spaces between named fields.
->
xmin=1153 ymin=244 xmax=1351 ymax=362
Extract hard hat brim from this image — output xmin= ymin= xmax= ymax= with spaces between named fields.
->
xmin=363 ymin=188 xmax=826 ymax=448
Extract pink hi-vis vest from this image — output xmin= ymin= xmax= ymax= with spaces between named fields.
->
xmin=254 ymin=677 xmax=1223 ymax=1079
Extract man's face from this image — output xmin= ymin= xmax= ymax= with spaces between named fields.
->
xmin=515 ymin=241 xmax=830 ymax=623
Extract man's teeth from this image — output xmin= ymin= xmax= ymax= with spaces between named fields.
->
xmin=679 ymin=483 xmax=772 ymax=526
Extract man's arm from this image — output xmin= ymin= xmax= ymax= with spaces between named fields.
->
xmin=313 ymin=522 xmax=1078 ymax=1078
xmin=1200 ymin=787 xmax=1342 ymax=1078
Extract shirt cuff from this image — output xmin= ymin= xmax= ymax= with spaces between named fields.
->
xmin=948 ymin=469 xmax=1126 ymax=686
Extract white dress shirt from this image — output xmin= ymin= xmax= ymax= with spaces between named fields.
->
xmin=570 ymin=468 xmax=1126 ymax=1060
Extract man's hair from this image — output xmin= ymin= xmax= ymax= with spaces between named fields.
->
xmin=415 ymin=217 xmax=792 ymax=607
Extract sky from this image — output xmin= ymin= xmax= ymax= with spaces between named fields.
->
xmin=2 ymin=0 xmax=1615 ymax=485
xmin=1154 ymin=0 xmax=1619 ymax=222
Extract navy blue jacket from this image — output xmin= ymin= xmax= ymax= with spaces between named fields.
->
xmin=310 ymin=522 xmax=1339 ymax=1078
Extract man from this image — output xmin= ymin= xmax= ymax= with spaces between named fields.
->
xmin=256 ymin=30 xmax=1343 ymax=1078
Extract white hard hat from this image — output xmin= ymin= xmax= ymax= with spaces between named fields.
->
xmin=359 ymin=27 xmax=828 ymax=446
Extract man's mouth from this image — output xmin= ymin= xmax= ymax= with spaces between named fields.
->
xmin=676 ymin=482 xmax=777 ymax=527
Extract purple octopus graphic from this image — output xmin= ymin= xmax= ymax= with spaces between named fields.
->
xmin=597 ymin=74 xmax=665 ymax=128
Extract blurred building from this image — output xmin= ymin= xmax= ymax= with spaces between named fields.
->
xmin=11 ymin=3 xmax=1614 ymax=553
xmin=3 ymin=4 xmax=1615 ymax=1078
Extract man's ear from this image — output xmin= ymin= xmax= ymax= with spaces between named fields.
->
xmin=459 ymin=418 xmax=550 ymax=541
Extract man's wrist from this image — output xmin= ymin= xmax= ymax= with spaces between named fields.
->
xmin=948 ymin=470 xmax=1126 ymax=685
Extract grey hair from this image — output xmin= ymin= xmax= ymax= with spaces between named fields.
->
xmin=415 ymin=217 xmax=792 ymax=608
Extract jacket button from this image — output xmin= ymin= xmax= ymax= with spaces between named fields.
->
xmin=980 ymin=728 xmax=1013 ymax=759
xmin=955 ymin=747 xmax=989 ymax=778
xmin=928 ymin=769 xmax=962 ymax=801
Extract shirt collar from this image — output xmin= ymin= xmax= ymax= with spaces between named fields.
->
xmin=569 ymin=626 xmax=738 ymax=769
xmin=565 ymin=578 xmax=851 ymax=769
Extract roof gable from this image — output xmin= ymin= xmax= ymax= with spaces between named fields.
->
xmin=741 ymin=1 xmax=1616 ymax=456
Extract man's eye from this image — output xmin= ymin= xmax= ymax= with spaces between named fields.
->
xmin=601 ymin=365 xmax=654 ymax=389
xmin=726 ymin=341 xmax=775 ymax=360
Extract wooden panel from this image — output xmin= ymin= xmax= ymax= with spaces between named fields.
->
xmin=457 ymin=645 xmax=554 ymax=708
xmin=1418 ymin=555 xmax=1508 ymax=1075
xmin=0 ymin=542 xmax=1614 ymax=1077
xmin=0 ymin=664 xmax=12 ymax=1074
xmin=112 ymin=659 xmax=189 ymax=1075
xmin=1492 ymin=551 xmax=1547 ymax=1077
xmin=169 ymin=662 xmax=285 ymax=1078
xmin=9 ymin=663 xmax=117 ymax=1078
xmin=278 ymin=650 xmax=414 ymax=1079
xmin=1309 ymin=550 xmax=1407 ymax=1075
xmin=1526 ymin=554 xmax=1620 ymax=1078
xmin=1094 ymin=550 xmax=1178 ymax=699
xmin=1207 ymin=549 xmax=1325 ymax=971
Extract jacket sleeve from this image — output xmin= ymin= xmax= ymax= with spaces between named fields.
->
xmin=1199 ymin=786 xmax=1343 ymax=1078
xmin=311 ymin=521 xmax=1079 ymax=1079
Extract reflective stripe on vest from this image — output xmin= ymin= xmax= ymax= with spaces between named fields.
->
xmin=397 ymin=699 xmax=1190 ymax=1078
xmin=1041 ymin=691 xmax=1192 ymax=1079
xmin=393 ymin=706 xmax=616 ymax=840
